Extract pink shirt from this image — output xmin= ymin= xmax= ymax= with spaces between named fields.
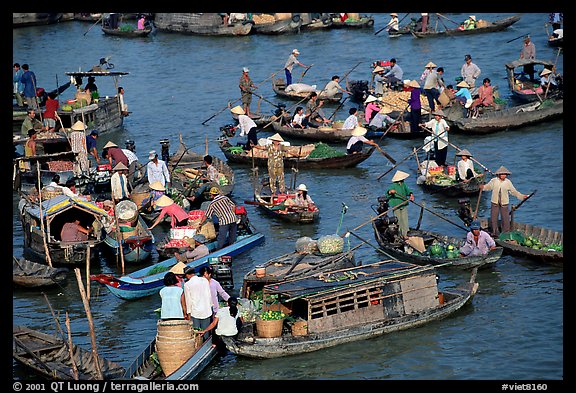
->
xmin=365 ymin=103 xmax=380 ymax=122
xmin=137 ymin=18 xmax=145 ymax=30
xmin=157 ymin=203 xmax=189 ymax=227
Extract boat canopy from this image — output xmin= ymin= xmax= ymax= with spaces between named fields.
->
xmin=25 ymin=195 xmax=107 ymax=220
xmin=505 ymin=58 xmax=555 ymax=71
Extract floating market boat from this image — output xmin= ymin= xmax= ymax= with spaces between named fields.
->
xmin=13 ymin=256 xmax=69 ymax=288
xmin=411 ymin=14 xmax=521 ymax=38
xmin=13 ymin=325 xmax=125 ymax=380
xmin=330 ymin=14 xmax=375 ymax=28
xmin=300 ymin=15 xmax=333 ymax=30
xmin=414 ymin=156 xmax=483 ymax=197
xmin=102 ymin=25 xmax=154 ymax=37
xmin=505 ymin=58 xmax=557 ymax=103
xmin=222 ymin=260 xmax=478 ymax=358
xmin=102 ymin=214 xmax=155 ymax=264
xmin=251 ymin=14 xmax=302 ymax=34
xmin=270 ymin=121 xmax=353 ymax=143
xmin=272 ymin=78 xmax=343 ymax=103
xmin=154 ymin=13 xmax=254 ymax=36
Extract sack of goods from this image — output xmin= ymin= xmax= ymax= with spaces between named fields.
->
xmin=285 ymin=83 xmax=317 ymax=94
xmin=295 ymin=236 xmax=319 ymax=253
xmin=198 ymin=221 xmax=217 ymax=240
xmin=317 ymin=234 xmax=344 ymax=255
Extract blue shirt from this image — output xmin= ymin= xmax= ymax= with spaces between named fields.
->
xmin=14 ymin=69 xmax=24 ymax=92
xmin=86 ymin=135 xmax=97 ymax=152
xmin=455 ymin=88 xmax=472 ymax=101
xmin=20 ymin=70 xmax=37 ymax=98
xmin=159 ymin=286 xmax=184 ymax=319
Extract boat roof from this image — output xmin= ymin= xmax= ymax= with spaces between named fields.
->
xmin=25 ymin=195 xmax=107 ymax=219
xmin=505 ymin=59 xmax=555 ymax=70
xmin=263 ymin=259 xmax=435 ymax=300
xmin=65 ymin=71 xmax=129 ymax=77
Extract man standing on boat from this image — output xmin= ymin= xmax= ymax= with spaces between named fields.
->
xmin=146 ymin=150 xmax=171 ymax=189
xmin=284 ymin=49 xmax=310 ymax=86
xmin=386 ymin=170 xmax=414 ymax=240
xmin=199 ymin=187 xmax=238 ymax=250
xmin=461 ymin=54 xmax=481 ymax=88
xmin=13 ymin=63 xmax=24 ymax=107
xmin=519 ymin=35 xmax=536 ymax=82
xmin=239 ymin=67 xmax=256 ymax=117
xmin=103 ymin=141 xmax=129 ymax=169
xmin=19 ymin=64 xmax=38 ymax=111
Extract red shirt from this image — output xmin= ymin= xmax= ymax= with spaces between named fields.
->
xmin=107 ymin=147 xmax=129 ymax=167
xmin=44 ymin=99 xmax=59 ymax=120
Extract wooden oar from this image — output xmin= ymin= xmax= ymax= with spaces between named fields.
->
xmin=511 ymin=190 xmax=536 ymax=213
xmin=251 ymin=92 xmax=284 ymax=109
xmin=201 ymin=98 xmax=242 ymax=125
xmin=83 ymin=14 xmax=104 ymax=36
xmin=244 ymin=199 xmax=276 ymax=207
xmin=375 ymin=145 xmax=397 ymax=165
xmin=544 ymin=48 xmax=562 ymax=99
xmin=507 ymin=33 xmax=530 ymax=43
xmin=404 ymin=196 xmax=469 ymax=232
xmin=297 ymin=64 xmax=314 ymax=83
xmin=472 ymin=173 xmax=486 ymax=221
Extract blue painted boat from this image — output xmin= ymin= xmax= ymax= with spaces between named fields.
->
xmin=102 ymin=215 xmax=156 ymax=264
xmin=91 ymin=231 xmax=265 ymax=300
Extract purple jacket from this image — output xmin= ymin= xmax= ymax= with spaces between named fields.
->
xmin=408 ymin=88 xmax=421 ymax=110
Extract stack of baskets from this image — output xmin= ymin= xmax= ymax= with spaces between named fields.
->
xmin=155 ymin=320 xmax=203 ymax=377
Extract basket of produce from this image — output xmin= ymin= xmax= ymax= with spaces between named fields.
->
xmin=295 ymin=236 xmax=318 ymax=253
xmin=256 ymin=310 xmax=285 ymax=338
xmin=317 ymin=234 xmax=344 ymax=255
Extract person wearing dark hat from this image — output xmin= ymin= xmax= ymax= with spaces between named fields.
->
xmin=456 ymin=149 xmax=477 ymax=182
xmin=461 ymin=54 xmax=481 ymax=88
xmin=86 ymin=129 xmax=100 ymax=165
xmin=110 ymin=162 xmax=131 ymax=202
xmin=239 ymin=67 xmax=256 ymax=117
xmin=459 ymin=220 xmax=496 ymax=257
xmin=386 ymin=170 xmax=414 ymax=239
xmin=24 ymin=129 xmax=37 ymax=157
xmin=199 ymin=187 xmax=237 ymax=250
xmin=519 ymin=35 xmax=536 ymax=82
xmin=479 ymin=166 xmax=529 ymax=236
xmin=420 ymin=109 xmax=450 ymax=167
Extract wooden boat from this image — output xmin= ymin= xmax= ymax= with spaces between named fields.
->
xmin=492 ymin=221 xmax=563 ymax=267
xmin=443 ymin=98 xmax=563 ymax=134
xmin=300 ymin=18 xmax=333 ymax=30
xmin=91 ymin=229 xmax=265 ymax=300
xmin=218 ymin=139 xmax=375 ymax=169
xmin=154 ymin=13 xmax=253 ymax=36
xmin=271 ymin=121 xmax=352 ymax=143
xmin=59 ymin=69 xmax=129 ymax=135
xmin=123 ymin=335 xmax=218 ymax=380
xmin=102 ymin=215 xmax=155 ymax=264
xmin=73 ymin=13 xmax=103 ymax=22
xmin=272 ymin=78 xmax=343 ymax=103
xmin=13 ymin=256 xmax=68 ymax=288
xmin=411 ymin=15 xmax=521 ymax=38
xmin=230 ymin=111 xmax=291 ymax=129
xmin=19 ymin=194 xmax=106 ymax=266
xmin=102 ymin=26 xmax=154 ymax=37
xmin=330 ymin=14 xmax=375 ymax=28
xmin=253 ymin=180 xmax=320 ymax=224
xmin=221 ymin=260 xmax=478 ymax=358
xmin=414 ymin=158 xmax=484 ymax=197
xmin=241 ymin=249 xmax=356 ymax=299
xmin=547 ymin=35 xmax=563 ymax=48
xmin=505 ymin=58 xmax=557 ymax=103
xmin=13 ymin=325 xmax=125 ymax=380
xmin=252 ymin=15 xmax=302 ymax=34
xmin=13 ymin=80 xmax=72 ymax=129
xmin=13 ymin=13 xmax=63 ymax=27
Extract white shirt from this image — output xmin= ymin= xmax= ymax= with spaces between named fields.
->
xmin=292 ymin=113 xmax=305 ymax=126
xmin=121 ymin=149 xmax=139 ymax=165
xmin=237 ymin=114 xmax=257 ymax=137
xmin=457 ymin=158 xmax=476 ymax=180
xmin=48 ymin=182 xmax=78 ymax=198
xmin=214 ymin=307 xmax=238 ymax=336
xmin=343 ymin=114 xmax=359 ymax=130
xmin=183 ymin=276 xmax=213 ymax=319
xmin=110 ymin=172 xmax=130 ymax=199
xmin=424 ymin=118 xmax=449 ymax=150
xmin=146 ymin=159 xmax=170 ymax=186
xmin=347 ymin=135 xmax=369 ymax=150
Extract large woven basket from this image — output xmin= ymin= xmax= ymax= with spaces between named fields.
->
xmin=256 ymin=318 xmax=284 ymax=338
xmin=155 ymin=320 xmax=201 ymax=376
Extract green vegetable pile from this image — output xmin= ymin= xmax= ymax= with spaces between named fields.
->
xmin=259 ymin=310 xmax=285 ymax=321
xmin=147 ymin=264 xmax=170 ymax=275
xmin=307 ymin=142 xmax=346 ymax=159
xmin=422 ymin=242 xmax=461 ymax=259
xmin=119 ymin=24 xmax=135 ymax=32
xmin=499 ymin=232 xmax=562 ymax=252
xmin=494 ymin=97 xmax=506 ymax=105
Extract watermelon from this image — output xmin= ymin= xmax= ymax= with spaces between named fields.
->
xmin=429 ymin=244 xmax=443 ymax=256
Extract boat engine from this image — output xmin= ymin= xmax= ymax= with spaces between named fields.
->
xmin=125 ymin=139 xmax=136 ymax=153
xmin=373 ymin=196 xmax=400 ymax=243
xmin=159 ymin=139 xmax=170 ymax=162
xmin=457 ymin=198 xmax=473 ymax=227
xmin=220 ymin=124 xmax=236 ymax=138
xmin=93 ymin=163 xmax=112 ymax=193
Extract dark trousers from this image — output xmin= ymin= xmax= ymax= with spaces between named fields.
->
xmin=523 ymin=64 xmax=535 ymax=82
xmin=434 ymin=145 xmax=448 ymax=167
xmin=244 ymin=126 xmax=258 ymax=150
xmin=217 ymin=222 xmax=237 ymax=250
xmin=490 ymin=203 xmax=511 ymax=236
xmin=409 ymin=108 xmax=421 ymax=133
xmin=285 ymin=68 xmax=292 ymax=86
xmin=347 ymin=141 xmax=364 ymax=155
xmin=424 ymin=88 xmax=440 ymax=112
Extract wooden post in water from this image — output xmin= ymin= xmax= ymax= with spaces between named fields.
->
xmin=36 ymin=163 xmax=53 ymax=267
xmin=65 ymin=312 xmax=80 ymax=380
xmin=74 ymin=268 xmax=104 ymax=380
xmin=85 ymin=246 xmax=91 ymax=301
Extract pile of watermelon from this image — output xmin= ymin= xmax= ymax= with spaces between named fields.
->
xmin=499 ymin=232 xmax=562 ymax=252
xmin=420 ymin=242 xmax=460 ymax=259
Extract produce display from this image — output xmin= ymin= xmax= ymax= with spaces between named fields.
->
xmin=307 ymin=143 xmax=346 ymax=159
xmin=259 ymin=310 xmax=285 ymax=321
xmin=119 ymin=24 xmax=136 ymax=32
xmin=426 ymin=172 xmax=457 ymax=186
xmin=161 ymin=239 xmax=191 ymax=249
xmin=46 ymin=160 xmax=74 ymax=171
xmin=379 ymin=90 xmax=430 ymax=112
xmin=295 ymin=237 xmax=318 ymax=253
xmin=252 ymin=14 xmax=275 ymax=24
xmin=410 ymin=242 xmax=462 ymax=258
xmin=147 ymin=264 xmax=170 ymax=275
xmin=499 ymin=232 xmax=563 ymax=252
xmin=317 ymin=234 xmax=344 ymax=254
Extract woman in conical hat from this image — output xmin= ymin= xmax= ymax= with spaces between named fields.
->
xmin=386 ymin=170 xmax=414 ymax=239
xmin=149 ymin=195 xmax=189 ymax=230
xmin=421 ymin=105 xmax=450 ymax=167
xmin=456 ymin=149 xmax=477 ymax=181
xmin=251 ymin=133 xmax=298 ymax=195
xmin=346 ymin=126 xmax=379 ymax=155
xmin=480 ymin=165 xmax=528 ymax=235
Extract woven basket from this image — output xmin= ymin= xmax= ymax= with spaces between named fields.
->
xmin=256 ymin=318 xmax=284 ymax=338
xmin=155 ymin=320 xmax=201 ymax=377
xmin=262 ymin=302 xmax=292 ymax=316
xmin=291 ymin=321 xmax=308 ymax=336
xmin=130 ymin=191 xmax=149 ymax=209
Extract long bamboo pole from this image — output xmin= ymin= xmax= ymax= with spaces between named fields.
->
xmin=85 ymin=246 xmax=91 ymax=301
xmin=65 ymin=312 xmax=80 ymax=380
xmin=110 ymin=188 xmax=125 ymax=274
xmin=74 ymin=268 xmax=104 ymax=380
xmin=36 ymin=164 xmax=53 ymax=267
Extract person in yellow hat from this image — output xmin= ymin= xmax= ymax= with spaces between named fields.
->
xmin=239 ymin=67 xmax=256 ymax=117
xmin=149 ymin=195 xmax=189 ymax=230
xmin=252 ymin=133 xmax=299 ymax=194
xmin=386 ymin=170 xmax=415 ymax=239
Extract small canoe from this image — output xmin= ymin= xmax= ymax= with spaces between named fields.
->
xmin=411 ymin=15 xmax=521 ymax=38
xmin=505 ymin=58 xmax=556 ymax=103
xmin=13 ymin=325 xmax=125 ymax=380
xmin=252 ymin=180 xmax=320 ymax=224
xmin=300 ymin=18 xmax=333 ymax=30
xmin=102 ymin=26 xmax=154 ymax=37
xmin=330 ymin=15 xmax=375 ymax=28
xmin=272 ymin=78 xmax=342 ymax=103
xmin=252 ymin=16 xmax=301 ymax=34
xmin=13 ymin=257 xmax=68 ymax=288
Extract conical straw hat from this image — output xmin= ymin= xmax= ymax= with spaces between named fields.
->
xmin=269 ymin=133 xmax=284 ymax=142
xmin=494 ymin=166 xmax=511 ymax=175
xmin=155 ymin=195 xmax=174 ymax=207
xmin=391 ymin=170 xmax=410 ymax=182
xmin=149 ymin=181 xmax=165 ymax=191
xmin=71 ymin=121 xmax=86 ymax=131
xmin=230 ymin=105 xmax=245 ymax=115
xmin=103 ymin=141 xmax=118 ymax=149
xmin=351 ymin=126 xmax=367 ymax=136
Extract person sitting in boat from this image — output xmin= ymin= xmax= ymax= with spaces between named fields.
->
xmin=363 ymin=95 xmax=381 ymax=123
xmin=24 ymin=129 xmax=37 ymax=157
xmin=539 ymin=68 xmax=559 ymax=91
xmin=456 ymin=149 xmax=478 ymax=182
xmin=230 ymin=106 xmax=258 ymax=150
xmin=321 ymin=75 xmax=351 ymax=99
xmin=304 ymin=92 xmax=331 ymax=127
xmin=368 ymin=105 xmax=398 ymax=131
xmin=118 ymin=86 xmax=129 ymax=116
xmin=461 ymin=15 xmax=476 ymax=30
xmin=48 ymin=174 xmax=79 ymax=198
xmin=372 ymin=66 xmax=387 ymax=95
xmin=342 ymin=107 xmax=359 ymax=130
xmin=469 ymin=78 xmax=494 ymax=118
xmin=198 ymin=297 xmax=242 ymax=349
xmin=294 ymin=183 xmax=316 ymax=209
xmin=175 ymin=234 xmax=210 ymax=263
xmin=386 ymin=13 xmax=399 ymax=34
xmin=148 ymin=195 xmax=189 ymax=230
xmin=137 ymin=15 xmax=146 ymax=30
xmin=346 ymin=126 xmax=379 ymax=155
xmin=459 ymin=221 xmax=497 ymax=257
xmin=60 ymin=218 xmax=92 ymax=242
xmin=159 ymin=271 xmax=188 ymax=320
xmin=186 ymin=155 xmax=221 ymax=204
xmin=454 ymin=81 xmax=474 ymax=117
xmin=291 ymin=106 xmax=305 ymax=128
xmin=84 ymin=76 xmax=98 ymax=97
xmin=141 ymin=181 xmax=166 ymax=212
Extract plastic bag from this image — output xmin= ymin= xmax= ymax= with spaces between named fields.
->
xmin=115 ymin=200 xmax=138 ymax=222
xmin=295 ymin=237 xmax=318 ymax=253
xmin=317 ymin=234 xmax=344 ymax=255
xmin=238 ymin=297 xmax=260 ymax=323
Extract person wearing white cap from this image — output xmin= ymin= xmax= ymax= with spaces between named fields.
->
xmin=146 ymin=150 xmax=171 ymax=188
xmin=284 ymin=48 xmax=310 ymax=86
xmin=479 ymin=166 xmax=528 ymax=236
xmin=346 ymin=126 xmax=379 ymax=155
xmin=420 ymin=109 xmax=450 ymax=167
xmin=294 ymin=183 xmax=315 ymax=209
xmin=239 ymin=67 xmax=256 ymax=117
xmin=463 ymin=15 xmax=476 ymax=30
xmin=110 ymin=162 xmax=130 ymax=203
xmin=386 ymin=13 xmax=399 ymax=34
xmin=386 ymin=170 xmax=414 ymax=239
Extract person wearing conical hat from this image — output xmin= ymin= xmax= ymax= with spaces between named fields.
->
xmin=346 ymin=126 xmax=379 ymax=155
xmin=102 ymin=140 xmax=129 ymax=169
xmin=463 ymin=15 xmax=476 ymax=30
xmin=149 ymin=194 xmax=189 ymax=230
xmin=455 ymin=149 xmax=477 ymax=182
xmin=423 ymin=66 xmax=445 ymax=113
xmin=364 ymin=97 xmax=381 ymax=124
xmin=373 ymin=66 xmax=386 ymax=95
xmin=470 ymin=78 xmax=494 ymax=119
xmin=480 ymin=166 xmax=528 ymax=236
xmin=140 ymin=180 xmax=166 ymax=213
xmin=419 ymin=61 xmax=437 ymax=84
xmin=454 ymin=80 xmax=473 ymax=113
xmin=539 ymin=68 xmax=558 ymax=90
xmin=420 ymin=108 xmax=450 ymax=167
xmin=405 ymin=79 xmax=423 ymax=134
xmin=386 ymin=170 xmax=414 ymax=239
xmin=110 ymin=161 xmax=130 ymax=203
xmin=146 ymin=149 xmax=171 ymax=189
xmin=368 ymin=104 xmax=397 ymax=130
xmin=252 ymin=133 xmax=299 ymax=194
xmin=386 ymin=12 xmax=399 ymax=34
xmin=230 ymin=105 xmax=258 ymax=150
xmin=239 ymin=67 xmax=256 ymax=117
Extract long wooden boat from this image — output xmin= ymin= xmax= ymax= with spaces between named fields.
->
xmin=505 ymin=58 xmax=557 ymax=103
xmin=13 ymin=13 xmax=63 ymax=27
xmin=253 ymin=180 xmax=320 ymax=224
xmin=218 ymin=139 xmax=375 ymax=169
xmin=411 ymin=15 xmax=521 ymax=38
xmin=102 ymin=215 xmax=155 ymax=264
xmin=252 ymin=16 xmax=301 ymax=34
xmin=372 ymin=220 xmax=502 ymax=269
xmin=270 ymin=121 xmax=352 ymax=143
xmin=330 ymin=14 xmax=375 ymax=28
xmin=19 ymin=195 xmax=106 ymax=266
xmin=13 ymin=257 xmax=69 ymax=288
xmin=102 ymin=26 xmax=154 ymax=37
xmin=272 ymin=78 xmax=343 ymax=103
xmin=13 ymin=325 xmax=125 ymax=380
xmin=414 ymin=157 xmax=484 ymax=197
xmin=443 ymin=98 xmax=563 ymax=134
xmin=230 ymin=111 xmax=291 ymax=129
xmin=91 ymin=230 xmax=265 ymax=300
xmin=123 ymin=335 xmax=218 ymax=380
xmin=493 ymin=221 xmax=563 ymax=267
xmin=300 ymin=18 xmax=333 ymax=30
xmin=154 ymin=13 xmax=253 ymax=36
xmin=222 ymin=260 xmax=478 ymax=358
xmin=241 ymin=249 xmax=356 ymax=299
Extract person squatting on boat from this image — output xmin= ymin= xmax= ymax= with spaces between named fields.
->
xmin=459 ymin=220 xmax=497 ymax=257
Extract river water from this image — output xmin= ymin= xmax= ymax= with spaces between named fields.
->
xmin=12 ymin=13 xmax=563 ymax=383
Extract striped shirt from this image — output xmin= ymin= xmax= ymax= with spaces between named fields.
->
xmin=205 ymin=195 xmax=237 ymax=225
